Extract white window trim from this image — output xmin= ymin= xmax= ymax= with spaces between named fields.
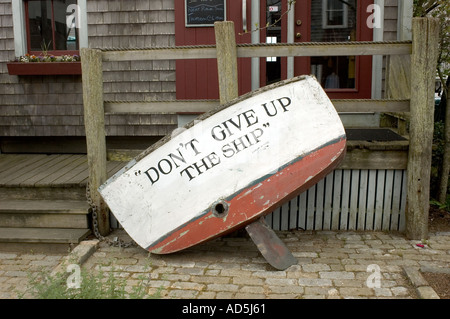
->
xmin=322 ymin=0 xmax=349 ymax=29
xmin=11 ymin=0 xmax=88 ymax=57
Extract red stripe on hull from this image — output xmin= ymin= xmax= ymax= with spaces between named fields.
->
xmin=148 ymin=138 xmax=346 ymax=254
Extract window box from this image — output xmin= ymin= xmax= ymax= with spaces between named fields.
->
xmin=6 ymin=61 xmax=81 ymax=75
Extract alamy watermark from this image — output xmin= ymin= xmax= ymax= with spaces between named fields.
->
xmin=66 ymin=4 xmax=80 ymax=29
xmin=366 ymin=264 xmax=382 ymax=289
xmin=66 ymin=264 xmax=81 ymax=289
xmin=367 ymin=4 xmax=382 ymax=29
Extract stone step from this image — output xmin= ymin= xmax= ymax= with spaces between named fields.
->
xmin=0 ymin=199 xmax=90 ymax=228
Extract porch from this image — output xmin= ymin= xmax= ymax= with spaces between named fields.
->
xmin=0 ymin=127 xmax=408 ymax=250
xmin=0 ymin=154 xmax=124 ymax=251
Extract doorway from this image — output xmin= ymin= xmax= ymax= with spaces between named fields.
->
xmin=174 ymin=0 xmax=374 ymax=100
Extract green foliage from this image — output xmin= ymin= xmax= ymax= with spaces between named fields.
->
xmin=431 ymin=121 xmax=445 ymax=194
xmin=19 ymin=263 xmax=162 ymax=299
xmin=414 ymin=0 xmax=450 ymax=85
xmin=430 ymin=195 xmax=450 ymax=211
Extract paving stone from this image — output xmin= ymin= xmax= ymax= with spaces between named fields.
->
xmin=0 ymin=253 xmax=17 ymax=259
xmin=417 ymin=286 xmax=440 ymax=299
xmin=302 ymin=263 xmax=330 ymax=272
xmin=207 ymin=283 xmax=239 ymax=292
xmin=319 ymin=271 xmax=355 ymax=280
xmin=340 ymin=287 xmax=375 ymax=297
xmin=2 ymin=230 xmax=449 ymax=299
xmin=298 ymin=278 xmax=333 ymax=287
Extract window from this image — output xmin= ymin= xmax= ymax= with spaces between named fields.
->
xmin=25 ymin=0 xmax=79 ymax=55
xmin=312 ymin=0 xmax=357 ymax=89
xmin=322 ymin=0 xmax=349 ymax=29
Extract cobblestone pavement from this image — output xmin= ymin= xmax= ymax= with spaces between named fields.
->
xmin=0 ymin=251 xmax=65 ymax=298
xmin=1 ymin=230 xmax=450 ymax=299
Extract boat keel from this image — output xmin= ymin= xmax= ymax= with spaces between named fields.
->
xmin=245 ymin=218 xmax=297 ymax=270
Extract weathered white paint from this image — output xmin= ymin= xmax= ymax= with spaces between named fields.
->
xmin=99 ymin=76 xmax=345 ymax=249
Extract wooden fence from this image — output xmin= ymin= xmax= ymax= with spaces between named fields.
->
xmin=81 ymin=18 xmax=440 ymax=240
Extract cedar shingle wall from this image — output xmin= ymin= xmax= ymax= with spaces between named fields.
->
xmin=1 ymin=0 xmax=402 ymax=139
xmin=0 ymin=0 xmax=177 ymax=138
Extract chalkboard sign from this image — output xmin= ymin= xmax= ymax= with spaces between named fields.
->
xmin=185 ymin=0 xmax=226 ymax=27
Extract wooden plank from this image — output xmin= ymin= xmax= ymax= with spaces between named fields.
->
xmin=374 ymin=170 xmax=386 ymax=230
xmin=51 ymin=157 xmax=88 ymax=185
xmin=357 ymin=170 xmax=369 ymax=230
xmin=18 ymin=155 xmax=74 ymax=187
xmin=390 ymin=170 xmax=404 ymax=231
xmin=104 ymin=100 xmax=220 ymax=115
xmin=399 ymin=171 xmax=407 ymax=232
xmin=271 ymin=207 xmax=281 ymax=231
xmin=101 ymin=41 xmax=411 ymax=63
xmin=315 ymin=179 xmax=325 ymax=230
xmin=34 ymin=155 xmax=85 ymax=186
xmin=236 ymin=42 xmax=412 ymax=58
xmin=103 ymin=99 xmax=409 ymax=115
xmin=382 ymin=170 xmax=395 ymax=231
xmin=0 ymin=155 xmax=53 ymax=182
xmin=102 ymin=46 xmax=217 ymax=62
xmin=280 ymin=201 xmax=290 ymax=231
xmin=77 ymin=161 xmax=125 ymax=186
xmin=214 ymin=21 xmax=239 ymax=105
xmin=289 ymin=194 xmax=298 ymax=230
xmin=298 ymin=192 xmax=307 ymax=230
xmin=0 ymin=200 xmax=89 ymax=214
xmin=386 ymin=56 xmax=411 ymax=99
xmin=0 ymin=227 xmax=90 ymax=244
xmin=339 ymin=149 xmax=408 ymax=170
xmin=333 ymin=99 xmax=410 ymax=113
xmin=406 ymin=18 xmax=440 ymax=240
xmin=323 ymin=172 xmax=334 ymax=230
xmin=340 ymin=170 xmax=351 ymax=230
xmin=81 ymin=48 xmax=109 ymax=236
xmin=365 ymin=170 xmax=377 ymax=230
xmin=306 ymin=185 xmax=316 ymax=230
xmin=348 ymin=170 xmax=360 ymax=230
xmin=331 ymin=170 xmax=342 ymax=230
xmin=0 ymin=155 xmax=30 ymax=174
xmin=1 ymin=155 xmax=63 ymax=186
xmin=265 ymin=214 xmax=273 ymax=229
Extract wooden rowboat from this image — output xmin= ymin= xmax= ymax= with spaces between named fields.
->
xmin=99 ymin=75 xmax=346 ymax=267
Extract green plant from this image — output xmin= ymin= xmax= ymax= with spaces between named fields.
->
xmin=19 ymin=263 xmax=161 ymax=299
xmin=430 ymin=195 xmax=450 ymax=211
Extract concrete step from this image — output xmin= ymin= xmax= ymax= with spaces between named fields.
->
xmin=0 ymin=199 xmax=90 ymax=228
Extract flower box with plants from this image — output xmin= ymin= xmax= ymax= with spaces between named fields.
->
xmin=7 ymin=54 xmax=82 ymax=75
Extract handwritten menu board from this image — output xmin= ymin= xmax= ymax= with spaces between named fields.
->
xmin=185 ymin=0 xmax=226 ymax=27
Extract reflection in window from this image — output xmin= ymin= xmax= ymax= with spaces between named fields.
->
xmin=265 ymin=0 xmax=281 ymax=84
xmin=27 ymin=0 xmax=79 ymax=52
xmin=311 ymin=0 xmax=357 ymax=89
xmin=322 ymin=0 xmax=349 ymax=29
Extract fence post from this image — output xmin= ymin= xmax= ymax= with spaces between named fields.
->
xmin=81 ymin=48 xmax=110 ymax=236
xmin=214 ymin=21 xmax=239 ymax=104
xmin=406 ymin=18 xmax=440 ymax=240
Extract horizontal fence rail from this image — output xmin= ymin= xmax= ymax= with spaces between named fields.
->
xmin=104 ymin=99 xmax=411 ymax=114
xmin=101 ymin=41 xmax=412 ymax=62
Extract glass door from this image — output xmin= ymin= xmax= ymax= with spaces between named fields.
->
xmin=293 ymin=0 xmax=374 ymax=99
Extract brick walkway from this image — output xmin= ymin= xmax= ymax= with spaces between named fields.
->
xmin=2 ymin=229 xmax=450 ymax=299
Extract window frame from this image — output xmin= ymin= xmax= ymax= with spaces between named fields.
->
xmin=12 ymin=0 xmax=87 ymax=58
xmin=24 ymin=0 xmax=80 ymax=56
xmin=322 ymin=0 xmax=349 ymax=29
